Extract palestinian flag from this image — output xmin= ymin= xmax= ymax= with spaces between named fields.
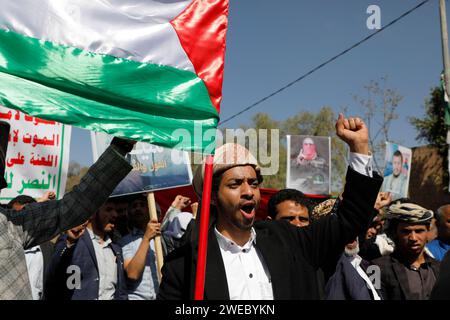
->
xmin=441 ymin=72 xmax=450 ymax=126
xmin=0 ymin=0 xmax=229 ymax=152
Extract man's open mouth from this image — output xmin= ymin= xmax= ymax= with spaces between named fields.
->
xmin=240 ymin=203 xmax=256 ymax=219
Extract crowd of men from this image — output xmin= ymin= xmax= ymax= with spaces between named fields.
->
xmin=0 ymin=115 xmax=449 ymax=300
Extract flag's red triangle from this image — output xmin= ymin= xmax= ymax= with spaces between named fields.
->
xmin=171 ymin=0 xmax=229 ymax=113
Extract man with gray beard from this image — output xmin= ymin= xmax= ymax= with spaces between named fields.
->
xmin=325 ymin=238 xmax=382 ymax=300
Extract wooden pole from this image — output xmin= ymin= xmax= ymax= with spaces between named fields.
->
xmin=147 ymin=192 xmax=164 ymax=282
xmin=194 ymin=155 xmax=214 ymax=300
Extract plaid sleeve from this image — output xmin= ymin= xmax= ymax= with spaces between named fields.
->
xmin=6 ymin=145 xmax=132 ymax=249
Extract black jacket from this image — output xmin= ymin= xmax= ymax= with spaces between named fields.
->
xmin=157 ymin=167 xmax=382 ymax=300
xmin=431 ymin=250 xmax=450 ymax=300
xmin=372 ymin=253 xmax=440 ymax=300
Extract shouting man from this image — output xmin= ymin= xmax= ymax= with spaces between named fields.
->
xmin=157 ymin=114 xmax=383 ymax=300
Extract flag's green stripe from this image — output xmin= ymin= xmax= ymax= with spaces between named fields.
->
xmin=0 ymin=29 xmax=218 ymax=120
xmin=0 ymin=29 xmax=219 ymax=151
xmin=0 ymin=71 xmax=217 ymax=152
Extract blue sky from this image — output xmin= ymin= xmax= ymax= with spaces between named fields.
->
xmin=71 ymin=0 xmax=445 ymax=166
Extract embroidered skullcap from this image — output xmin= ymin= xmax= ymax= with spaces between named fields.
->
xmin=192 ymin=143 xmax=262 ymax=198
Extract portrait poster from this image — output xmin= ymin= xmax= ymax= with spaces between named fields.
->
xmin=382 ymin=142 xmax=412 ymax=200
xmin=286 ymin=135 xmax=331 ymax=195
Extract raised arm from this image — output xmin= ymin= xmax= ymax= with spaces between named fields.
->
xmin=123 ymin=219 xmax=161 ymax=281
xmin=291 ymin=114 xmax=382 ymax=269
xmin=4 ymin=138 xmax=134 ymax=249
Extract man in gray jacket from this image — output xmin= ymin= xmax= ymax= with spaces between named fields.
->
xmin=0 ymin=120 xmax=134 ymax=299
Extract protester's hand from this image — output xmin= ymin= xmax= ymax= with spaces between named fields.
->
xmin=191 ymin=202 xmax=199 ymax=219
xmin=296 ymin=153 xmax=305 ymax=166
xmin=365 ymin=215 xmax=384 ymax=240
xmin=66 ymin=221 xmax=89 ymax=247
xmin=110 ymin=136 xmax=137 ymax=155
xmin=143 ymin=219 xmax=161 ymax=241
xmin=365 ymin=226 xmax=378 ymax=240
xmin=374 ymin=192 xmax=391 ymax=211
xmin=171 ymin=195 xmax=191 ymax=210
xmin=335 ymin=113 xmax=369 ymax=155
xmin=37 ymin=191 xmax=56 ymax=202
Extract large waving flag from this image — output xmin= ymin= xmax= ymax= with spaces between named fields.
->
xmin=0 ymin=0 xmax=228 ymax=152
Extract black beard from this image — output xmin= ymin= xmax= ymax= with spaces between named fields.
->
xmin=233 ymin=219 xmax=253 ymax=231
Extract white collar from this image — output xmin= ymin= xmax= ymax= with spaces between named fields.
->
xmin=87 ymin=227 xmax=112 ymax=246
xmin=214 ymin=227 xmax=257 ymax=253
xmin=346 ymin=254 xmax=363 ymax=268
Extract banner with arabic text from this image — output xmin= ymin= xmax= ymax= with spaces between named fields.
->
xmin=0 ymin=105 xmax=71 ymax=203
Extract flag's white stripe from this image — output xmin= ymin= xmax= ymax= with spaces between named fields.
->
xmin=0 ymin=0 xmax=195 ymax=72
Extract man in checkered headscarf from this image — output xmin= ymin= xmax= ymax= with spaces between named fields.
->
xmin=372 ymin=199 xmax=441 ymax=300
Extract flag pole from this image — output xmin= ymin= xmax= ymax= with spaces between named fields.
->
xmin=194 ymin=155 xmax=214 ymax=300
xmin=440 ymin=0 xmax=450 ymax=96
xmin=147 ymin=192 xmax=164 ymax=282
xmin=439 ymin=0 xmax=450 ymax=192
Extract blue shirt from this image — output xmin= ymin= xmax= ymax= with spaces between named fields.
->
xmin=119 ymin=228 xmax=159 ymax=300
xmin=426 ymin=239 xmax=450 ymax=262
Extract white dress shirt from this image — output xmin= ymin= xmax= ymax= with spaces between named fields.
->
xmin=213 ymin=152 xmax=373 ymax=300
xmin=214 ymin=228 xmax=273 ymax=300
xmin=349 ymin=152 xmax=373 ymax=177
xmin=24 ymin=246 xmax=44 ymax=300
xmin=87 ymin=228 xmax=117 ymax=300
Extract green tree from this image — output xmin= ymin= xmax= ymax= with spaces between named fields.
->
xmin=409 ymin=85 xmax=449 ymax=191
xmin=410 ymin=86 xmax=448 ymax=157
